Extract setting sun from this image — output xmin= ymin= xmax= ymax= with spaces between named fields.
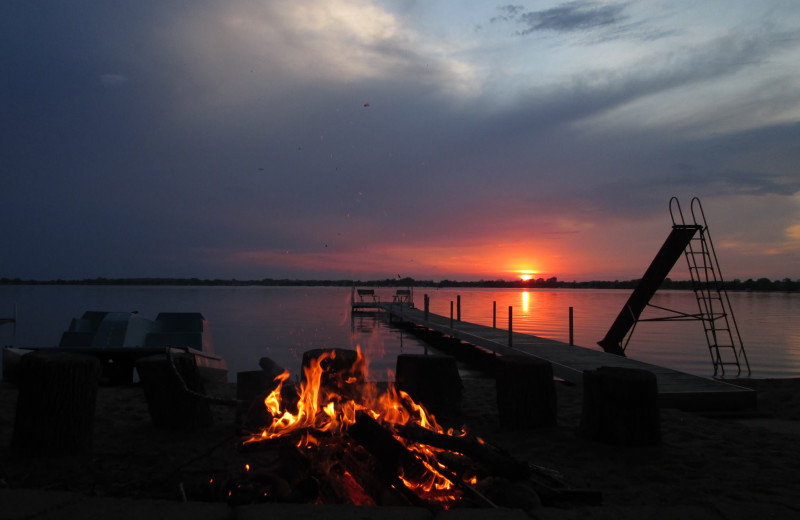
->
xmin=517 ymin=269 xmax=537 ymax=281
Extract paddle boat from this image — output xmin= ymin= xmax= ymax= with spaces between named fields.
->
xmin=2 ymin=311 xmax=228 ymax=385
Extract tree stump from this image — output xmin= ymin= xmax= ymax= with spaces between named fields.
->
xmin=135 ymin=352 xmax=213 ymax=430
xmin=495 ymin=355 xmax=557 ymax=429
xmin=579 ymin=366 xmax=660 ymax=446
xmin=12 ymin=351 xmax=101 ymax=454
xmin=395 ymin=354 xmax=462 ymax=425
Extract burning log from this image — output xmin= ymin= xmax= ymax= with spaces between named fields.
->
xmin=12 ymin=351 xmax=101 ymax=454
xmin=348 ymin=412 xmax=497 ymax=509
xmin=237 ymin=358 xmax=297 ymax=429
xmin=392 ymin=424 xmax=530 ymax=480
xmin=309 ymin=442 xmax=379 ymax=506
xmin=395 ymin=354 xmax=463 ymax=425
xmin=347 ymin=411 xmax=426 ymax=480
xmin=495 ymin=355 xmax=557 ymax=429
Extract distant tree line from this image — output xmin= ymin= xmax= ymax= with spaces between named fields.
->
xmin=1 ymin=276 xmax=798 ymax=292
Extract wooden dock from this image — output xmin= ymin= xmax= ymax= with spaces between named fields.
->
xmin=375 ymin=301 xmax=756 ymax=412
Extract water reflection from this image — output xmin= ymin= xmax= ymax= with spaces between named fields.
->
xmin=1 ymin=285 xmax=798 ymax=379
xmin=418 ymin=287 xmax=800 ymax=378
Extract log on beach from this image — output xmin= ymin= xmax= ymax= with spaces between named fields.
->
xmin=12 ymin=351 xmax=102 ymax=454
xmin=136 ymin=352 xmax=214 ymax=430
xmin=495 ymin=355 xmax=557 ymax=429
xmin=395 ymin=354 xmax=463 ymax=425
xmin=579 ymin=366 xmax=660 ymax=446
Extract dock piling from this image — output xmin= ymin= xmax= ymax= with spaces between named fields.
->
xmin=508 ymin=306 xmax=513 ymax=347
xmin=569 ymin=307 xmax=574 ymax=346
xmin=450 ymin=301 xmax=454 ymax=328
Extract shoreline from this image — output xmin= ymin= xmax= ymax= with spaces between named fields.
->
xmin=2 ymin=376 xmax=799 ymax=518
xmin=2 ymin=277 xmax=798 ymax=292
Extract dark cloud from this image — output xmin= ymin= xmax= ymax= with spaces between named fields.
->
xmin=497 ymin=1 xmax=629 ymax=34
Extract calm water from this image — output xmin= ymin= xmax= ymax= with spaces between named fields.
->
xmin=1 ymin=285 xmax=798 ymax=380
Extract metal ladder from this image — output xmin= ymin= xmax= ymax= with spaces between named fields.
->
xmin=670 ymin=197 xmax=750 ymax=377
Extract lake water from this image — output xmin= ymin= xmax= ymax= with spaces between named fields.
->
xmin=1 ymin=285 xmax=798 ymax=380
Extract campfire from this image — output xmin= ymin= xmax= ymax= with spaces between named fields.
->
xmin=217 ymin=348 xmax=578 ymax=511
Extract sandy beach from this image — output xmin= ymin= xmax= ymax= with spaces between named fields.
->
xmin=1 ymin=376 xmax=799 ymax=519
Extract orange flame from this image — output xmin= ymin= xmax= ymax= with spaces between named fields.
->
xmin=242 ymin=347 xmax=471 ymax=504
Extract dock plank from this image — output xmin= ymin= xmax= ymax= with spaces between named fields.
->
xmin=377 ymin=302 xmax=755 ymax=411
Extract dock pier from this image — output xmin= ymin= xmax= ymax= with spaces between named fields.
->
xmin=355 ymin=296 xmax=756 ymax=412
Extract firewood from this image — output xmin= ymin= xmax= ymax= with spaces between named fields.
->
xmin=334 ymin=445 xmax=410 ymax=506
xmin=347 ymin=412 xmax=425 ymax=480
xmin=393 ymin=423 xmax=530 ymax=480
xmin=348 ymin=413 xmax=497 ymax=509
xmin=308 ymin=442 xmax=377 ymax=506
xmin=239 ymin=428 xmax=337 ymax=452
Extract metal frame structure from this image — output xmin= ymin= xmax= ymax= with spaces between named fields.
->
xmin=599 ymin=197 xmax=750 ymax=377
xmin=667 ymin=197 xmax=750 ymax=376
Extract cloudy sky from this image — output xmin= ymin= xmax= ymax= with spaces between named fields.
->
xmin=3 ymin=1 xmax=799 ymax=282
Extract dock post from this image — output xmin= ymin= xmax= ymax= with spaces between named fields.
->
xmin=424 ymin=294 xmax=429 ymax=321
xmin=450 ymin=301 xmax=454 ymax=328
xmin=569 ymin=307 xmax=574 ymax=346
xmin=457 ymin=295 xmax=461 ymax=322
xmin=508 ymin=306 xmax=513 ymax=347
xmin=493 ymin=301 xmax=496 ymax=328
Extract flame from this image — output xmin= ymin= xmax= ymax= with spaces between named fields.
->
xmin=241 ymin=347 xmax=472 ymax=504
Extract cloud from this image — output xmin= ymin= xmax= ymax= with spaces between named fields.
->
xmin=497 ymin=1 xmax=629 ymax=34
xmin=160 ymin=0 xmax=482 ymax=115
xmin=3 ymin=1 xmax=800 ymax=281
xmin=531 ymin=26 xmax=800 ymax=135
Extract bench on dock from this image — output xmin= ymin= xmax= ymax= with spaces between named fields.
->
xmin=357 ymin=289 xmax=378 ymax=303
xmin=393 ymin=289 xmax=411 ymax=304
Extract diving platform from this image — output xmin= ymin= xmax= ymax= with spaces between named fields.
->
xmin=377 ymin=302 xmax=756 ymax=412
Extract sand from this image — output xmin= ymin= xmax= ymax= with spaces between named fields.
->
xmin=1 ymin=377 xmax=799 ymax=519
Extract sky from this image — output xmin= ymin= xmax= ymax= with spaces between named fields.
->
xmin=2 ymin=1 xmax=799 ymax=282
